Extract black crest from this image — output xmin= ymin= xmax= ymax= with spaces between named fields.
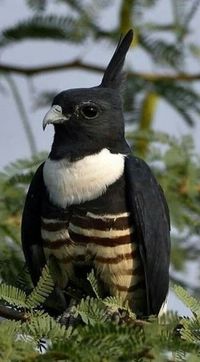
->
xmin=100 ymin=29 xmax=133 ymax=89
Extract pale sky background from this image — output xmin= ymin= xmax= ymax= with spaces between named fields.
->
xmin=0 ymin=0 xmax=200 ymax=315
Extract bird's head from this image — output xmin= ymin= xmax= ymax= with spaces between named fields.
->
xmin=43 ymin=30 xmax=133 ymax=161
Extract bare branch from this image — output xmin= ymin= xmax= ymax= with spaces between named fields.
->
xmin=0 ymin=60 xmax=104 ymax=76
xmin=0 ymin=304 xmax=30 ymax=322
xmin=0 ymin=59 xmax=200 ymax=82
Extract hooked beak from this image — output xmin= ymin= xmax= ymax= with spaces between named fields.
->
xmin=43 ymin=105 xmax=71 ymax=130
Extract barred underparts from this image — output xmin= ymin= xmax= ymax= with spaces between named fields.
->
xmin=41 ymin=210 xmax=146 ymax=312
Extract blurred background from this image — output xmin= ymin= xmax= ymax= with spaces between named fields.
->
xmin=0 ymin=0 xmax=199 ymax=314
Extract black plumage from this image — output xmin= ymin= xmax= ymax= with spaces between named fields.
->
xmin=22 ymin=30 xmax=170 ymax=316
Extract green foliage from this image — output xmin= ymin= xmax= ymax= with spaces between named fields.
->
xmin=139 ymin=34 xmax=184 ymax=68
xmin=26 ymin=265 xmax=54 ymax=308
xmin=26 ymin=0 xmax=47 ymax=12
xmin=0 ymin=265 xmax=54 ymax=309
xmin=0 ymin=273 xmax=199 ymax=361
xmin=0 ymin=320 xmax=36 ymax=362
xmin=86 ymin=269 xmax=101 ymax=299
xmin=0 ymin=284 xmax=27 ymax=308
xmin=72 ymin=271 xmax=136 ymax=325
xmin=123 ymin=78 xmax=200 ymax=128
xmin=0 ymin=152 xmax=46 ymax=284
xmin=174 ymin=286 xmax=200 ymax=316
xmin=174 ymin=286 xmax=200 ymax=348
xmin=0 ymin=15 xmax=85 ymax=46
xmin=0 ymin=252 xmax=199 ymax=362
xmin=154 ymin=82 xmax=200 ymax=126
xmin=23 ymin=310 xmax=69 ymax=342
xmin=74 ymin=297 xmax=108 ymax=325
xmin=103 ymin=296 xmax=136 ymax=319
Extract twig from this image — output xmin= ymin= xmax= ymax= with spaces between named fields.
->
xmin=4 ymin=74 xmax=37 ymax=156
xmin=0 ymin=59 xmax=200 ymax=82
xmin=184 ymin=0 xmax=200 ymax=27
xmin=0 ymin=304 xmax=30 ymax=322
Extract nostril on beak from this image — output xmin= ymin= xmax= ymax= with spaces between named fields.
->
xmin=42 ymin=105 xmax=71 ymax=130
xmin=53 ymin=105 xmax=62 ymax=113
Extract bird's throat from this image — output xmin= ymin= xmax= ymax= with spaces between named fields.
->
xmin=43 ymin=148 xmax=125 ymax=208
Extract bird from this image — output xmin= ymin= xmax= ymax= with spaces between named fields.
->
xmin=21 ymin=29 xmax=170 ymax=317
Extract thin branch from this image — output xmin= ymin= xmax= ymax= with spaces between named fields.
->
xmin=4 ymin=74 xmax=37 ymax=156
xmin=1 ymin=60 xmax=200 ymax=82
xmin=184 ymin=0 xmax=200 ymax=27
xmin=144 ymin=22 xmax=188 ymax=33
xmin=177 ymin=0 xmax=200 ymax=42
xmin=0 ymin=60 xmax=103 ymax=76
xmin=0 ymin=304 xmax=30 ymax=321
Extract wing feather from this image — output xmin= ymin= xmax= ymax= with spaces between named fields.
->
xmin=21 ymin=163 xmax=46 ymax=285
xmin=125 ymin=156 xmax=170 ymax=315
xmin=21 ymin=163 xmax=67 ymax=315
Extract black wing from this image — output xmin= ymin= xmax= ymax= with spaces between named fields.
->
xmin=21 ymin=163 xmax=67 ymax=314
xmin=21 ymin=163 xmax=46 ymax=286
xmin=125 ymin=155 xmax=170 ymax=315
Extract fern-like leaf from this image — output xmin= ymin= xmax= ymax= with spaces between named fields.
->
xmin=0 ymin=15 xmax=86 ymax=47
xmin=26 ymin=265 xmax=54 ymax=308
xmin=74 ymin=297 xmax=107 ymax=325
xmin=87 ymin=269 xmax=101 ymax=299
xmin=139 ymin=33 xmax=184 ymax=68
xmin=155 ymin=81 xmax=200 ymax=126
xmin=3 ymin=152 xmax=47 ymax=182
xmin=0 ymin=283 xmax=27 ymax=308
xmin=103 ymin=296 xmax=136 ymax=319
xmin=23 ymin=311 xmax=69 ymax=341
xmin=180 ymin=317 xmax=200 ymax=344
xmin=174 ymin=285 xmax=200 ymax=315
xmin=26 ymin=0 xmax=47 ymax=11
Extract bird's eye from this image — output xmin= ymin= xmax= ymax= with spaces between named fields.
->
xmin=80 ymin=104 xmax=99 ymax=119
